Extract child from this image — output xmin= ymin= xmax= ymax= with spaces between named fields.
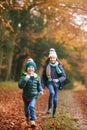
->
xmin=41 ymin=48 xmax=66 ymax=118
xmin=18 ymin=59 xmax=43 ymax=127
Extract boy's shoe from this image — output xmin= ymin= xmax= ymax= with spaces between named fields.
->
xmin=47 ymin=108 xmax=52 ymax=114
xmin=30 ymin=120 xmax=36 ymax=127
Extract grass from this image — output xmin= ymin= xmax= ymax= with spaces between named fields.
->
xmin=0 ymin=81 xmax=18 ymax=91
xmin=42 ymin=91 xmax=78 ymax=130
xmin=43 ymin=110 xmax=78 ymax=130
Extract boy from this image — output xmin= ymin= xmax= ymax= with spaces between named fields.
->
xmin=18 ymin=60 xmax=43 ymax=127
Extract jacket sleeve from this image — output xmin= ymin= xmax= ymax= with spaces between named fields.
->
xmin=37 ymin=76 xmax=43 ymax=92
xmin=41 ymin=65 xmax=48 ymax=88
xmin=58 ymin=64 xmax=66 ymax=84
xmin=18 ymin=75 xmax=27 ymax=89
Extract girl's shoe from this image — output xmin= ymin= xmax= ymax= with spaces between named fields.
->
xmin=47 ymin=108 xmax=52 ymax=114
xmin=52 ymin=113 xmax=57 ymax=118
xmin=52 ymin=108 xmax=57 ymax=118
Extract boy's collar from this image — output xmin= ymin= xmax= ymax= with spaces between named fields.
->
xmin=23 ymin=71 xmax=37 ymax=78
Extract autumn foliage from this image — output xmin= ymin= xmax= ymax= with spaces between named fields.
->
xmin=0 ymin=0 xmax=87 ymax=87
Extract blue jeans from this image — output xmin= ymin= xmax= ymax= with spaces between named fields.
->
xmin=48 ymin=84 xmax=59 ymax=109
xmin=24 ymin=98 xmax=36 ymax=120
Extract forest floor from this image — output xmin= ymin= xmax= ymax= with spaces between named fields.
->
xmin=0 ymin=82 xmax=87 ymax=130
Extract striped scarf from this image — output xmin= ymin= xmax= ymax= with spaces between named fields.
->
xmin=46 ymin=61 xmax=62 ymax=81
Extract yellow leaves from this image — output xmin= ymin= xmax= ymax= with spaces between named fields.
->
xmin=73 ymin=81 xmax=86 ymax=91
xmin=61 ymin=59 xmax=72 ymax=71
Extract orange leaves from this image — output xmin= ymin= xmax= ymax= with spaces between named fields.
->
xmin=4 ymin=21 xmax=14 ymax=32
xmin=0 ymin=17 xmax=14 ymax=32
xmin=61 ymin=59 xmax=72 ymax=71
xmin=0 ymin=65 xmax=7 ymax=69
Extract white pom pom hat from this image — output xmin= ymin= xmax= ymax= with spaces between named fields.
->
xmin=48 ymin=48 xmax=57 ymax=58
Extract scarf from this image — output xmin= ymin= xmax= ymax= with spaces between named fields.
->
xmin=46 ymin=61 xmax=62 ymax=81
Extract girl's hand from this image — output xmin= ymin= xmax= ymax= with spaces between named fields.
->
xmin=53 ymin=79 xmax=59 ymax=83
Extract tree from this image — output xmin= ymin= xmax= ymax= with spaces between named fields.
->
xmin=0 ymin=0 xmax=87 ymax=86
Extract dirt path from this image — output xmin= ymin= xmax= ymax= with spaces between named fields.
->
xmin=59 ymin=90 xmax=87 ymax=130
xmin=0 ymin=86 xmax=87 ymax=130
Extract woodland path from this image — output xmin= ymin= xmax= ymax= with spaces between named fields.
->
xmin=0 ymin=84 xmax=87 ymax=130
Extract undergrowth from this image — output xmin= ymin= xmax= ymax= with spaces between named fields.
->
xmin=0 ymin=81 xmax=18 ymax=91
xmin=42 ymin=109 xmax=78 ymax=130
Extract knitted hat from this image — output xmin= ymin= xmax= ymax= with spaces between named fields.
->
xmin=26 ymin=61 xmax=37 ymax=70
xmin=48 ymin=48 xmax=57 ymax=58
xmin=27 ymin=58 xmax=34 ymax=62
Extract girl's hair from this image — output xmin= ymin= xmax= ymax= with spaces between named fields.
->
xmin=45 ymin=57 xmax=62 ymax=65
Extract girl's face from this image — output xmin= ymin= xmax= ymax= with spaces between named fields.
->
xmin=49 ymin=56 xmax=57 ymax=63
xmin=27 ymin=66 xmax=35 ymax=74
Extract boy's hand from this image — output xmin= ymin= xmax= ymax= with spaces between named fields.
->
xmin=25 ymin=75 xmax=30 ymax=80
xmin=39 ymin=91 xmax=44 ymax=95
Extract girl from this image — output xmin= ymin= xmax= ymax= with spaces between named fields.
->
xmin=41 ymin=48 xmax=66 ymax=118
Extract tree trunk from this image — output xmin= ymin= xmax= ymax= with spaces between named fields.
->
xmin=0 ymin=48 xmax=3 ymax=76
xmin=5 ymin=47 xmax=14 ymax=81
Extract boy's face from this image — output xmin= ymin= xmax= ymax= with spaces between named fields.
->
xmin=27 ymin=66 xmax=35 ymax=74
xmin=49 ymin=56 xmax=57 ymax=63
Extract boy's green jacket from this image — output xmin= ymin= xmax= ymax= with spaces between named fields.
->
xmin=18 ymin=72 xmax=43 ymax=101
